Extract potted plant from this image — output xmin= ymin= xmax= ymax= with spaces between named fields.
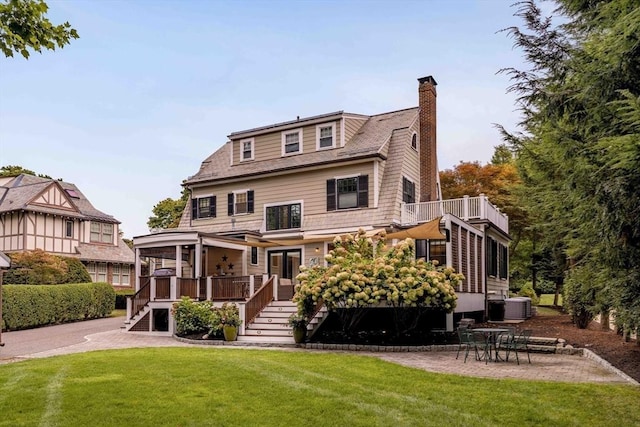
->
xmin=220 ymin=303 xmax=241 ymax=341
xmin=288 ymin=313 xmax=307 ymax=344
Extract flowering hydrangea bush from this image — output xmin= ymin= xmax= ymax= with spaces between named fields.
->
xmin=294 ymin=229 xmax=462 ymax=334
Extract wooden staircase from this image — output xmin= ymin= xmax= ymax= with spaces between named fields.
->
xmin=239 ymin=301 xmax=326 ymax=344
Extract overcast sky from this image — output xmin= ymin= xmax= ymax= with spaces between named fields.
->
xmin=0 ymin=0 xmax=532 ymax=238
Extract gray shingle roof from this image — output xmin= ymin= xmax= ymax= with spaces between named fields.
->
xmin=75 ymin=238 xmax=134 ymax=263
xmin=0 ymin=174 xmax=118 ymax=223
xmin=185 ymin=107 xmax=419 ymax=185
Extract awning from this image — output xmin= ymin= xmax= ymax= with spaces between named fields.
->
xmin=386 ymin=217 xmax=445 ymax=240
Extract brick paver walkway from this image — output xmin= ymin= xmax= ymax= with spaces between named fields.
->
xmin=1 ymin=319 xmax=637 ymax=386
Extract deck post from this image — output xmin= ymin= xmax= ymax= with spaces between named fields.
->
xmin=206 ymin=276 xmax=212 ymax=300
xmin=273 ymin=275 xmax=279 ymax=301
xmin=463 ymin=195 xmax=469 ymax=220
xmin=249 ymin=275 xmax=255 ymax=296
xmin=150 ymin=277 xmax=157 ymax=301
xmin=239 ymin=303 xmax=246 ymax=335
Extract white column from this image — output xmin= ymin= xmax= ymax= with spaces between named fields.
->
xmin=463 ymin=195 xmax=469 ymax=221
xmin=126 ymin=298 xmax=132 ymax=320
xmin=195 ymin=241 xmax=202 ymax=278
xmin=249 ymin=275 xmax=255 ymax=297
xmin=239 ymin=303 xmax=246 ymax=335
xmin=175 ymin=245 xmax=183 ymax=278
xmin=206 ymin=276 xmax=212 ymax=300
xmin=135 ymin=248 xmax=142 ymax=291
xmin=273 ymin=275 xmax=279 ymax=301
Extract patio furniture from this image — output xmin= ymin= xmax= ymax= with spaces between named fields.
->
xmin=472 ymin=328 xmax=511 ymax=363
xmin=503 ymin=329 xmax=532 ymax=365
xmin=456 ymin=326 xmax=481 ymax=363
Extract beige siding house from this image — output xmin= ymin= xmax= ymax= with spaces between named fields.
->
xmin=0 ymin=174 xmax=134 ymax=287
xmin=131 ymin=75 xmax=510 ymax=341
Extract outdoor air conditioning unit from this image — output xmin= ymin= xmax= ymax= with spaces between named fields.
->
xmin=504 ymin=297 xmax=532 ymax=320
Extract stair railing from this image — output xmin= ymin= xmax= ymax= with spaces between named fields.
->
xmin=244 ymin=276 xmax=274 ymax=325
xmin=129 ymin=277 xmax=151 ymax=320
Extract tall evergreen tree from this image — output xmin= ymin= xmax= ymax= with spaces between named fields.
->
xmin=500 ymin=0 xmax=639 ymax=335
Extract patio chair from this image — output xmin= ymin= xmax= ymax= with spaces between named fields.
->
xmin=456 ymin=327 xmax=481 ymax=362
xmin=495 ymin=326 xmax=516 ymax=361
xmin=504 ymin=329 xmax=532 ymax=365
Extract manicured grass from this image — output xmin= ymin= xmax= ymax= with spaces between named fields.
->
xmin=1 ymin=348 xmax=639 ymax=426
xmin=109 ymin=309 xmax=126 ymax=317
xmin=536 ymin=306 xmax=562 ymax=316
xmin=539 ymin=293 xmax=563 ymax=306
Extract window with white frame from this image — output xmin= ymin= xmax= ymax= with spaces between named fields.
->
xmin=121 ymin=265 xmax=130 ymax=285
xmin=228 ymin=190 xmax=254 ymax=215
xmin=266 ymin=203 xmax=301 ymax=231
xmin=90 ymin=222 xmax=113 ymax=243
xmin=97 ymin=262 xmax=107 ymax=282
xmin=113 ymin=264 xmax=121 ymax=285
xmin=87 ymin=262 xmax=97 ymax=282
xmin=316 ymin=123 xmax=335 ymax=150
xmin=281 ymin=128 xmax=303 ymax=155
xmin=240 ymin=138 xmax=254 ymax=161
xmin=65 ymin=220 xmax=73 ymax=238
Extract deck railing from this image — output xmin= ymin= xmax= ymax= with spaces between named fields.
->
xmin=245 ymin=276 xmax=274 ymax=324
xmin=211 ymin=276 xmax=250 ymax=300
xmin=155 ymin=277 xmax=171 ymax=299
xmin=177 ymin=278 xmax=199 ymax=299
xmin=401 ymin=194 xmax=509 ymax=234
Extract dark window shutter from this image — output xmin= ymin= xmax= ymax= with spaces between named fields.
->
xmin=228 ymin=193 xmax=234 ymax=216
xmin=358 ymin=175 xmax=369 ymax=207
xmin=326 ymin=179 xmax=336 ymax=211
xmin=209 ymin=196 xmax=216 ymax=218
xmin=191 ymin=198 xmax=198 ymax=219
xmin=247 ymin=190 xmax=254 ymax=213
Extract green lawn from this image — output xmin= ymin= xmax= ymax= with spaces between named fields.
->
xmin=539 ymin=293 xmax=563 ymax=306
xmin=1 ymin=348 xmax=639 ymax=426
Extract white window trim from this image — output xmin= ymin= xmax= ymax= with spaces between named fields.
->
xmin=316 ymin=122 xmax=336 ymax=150
xmin=233 ymin=189 xmax=251 ymax=216
xmin=240 ymin=137 xmax=255 ymax=161
xmin=281 ymin=128 xmax=303 ymax=156
xmin=411 ymin=131 xmax=418 ymax=151
xmin=262 ymin=199 xmax=304 ymax=233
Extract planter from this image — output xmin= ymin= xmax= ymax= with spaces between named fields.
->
xmin=292 ymin=326 xmax=307 ymax=344
xmin=223 ymin=325 xmax=238 ymax=341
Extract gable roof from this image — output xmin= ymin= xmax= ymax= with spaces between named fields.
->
xmin=0 ymin=174 xmax=119 ymax=223
xmin=185 ymin=107 xmax=419 ymax=186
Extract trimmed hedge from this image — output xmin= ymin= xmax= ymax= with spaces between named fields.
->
xmin=1 ymin=282 xmax=115 ymax=331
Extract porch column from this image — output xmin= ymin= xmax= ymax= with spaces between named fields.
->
xmin=273 ymin=275 xmax=279 ymax=301
xmin=206 ymin=276 xmax=212 ymax=300
xmin=135 ymin=248 xmax=142 ymax=291
xmin=195 ymin=241 xmax=202 ymax=278
xmin=175 ymin=245 xmax=183 ymax=278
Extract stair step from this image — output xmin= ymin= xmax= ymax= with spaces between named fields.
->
xmin=244 ymin=328 xmax=293 ymax=337
xmin=247 ymin=323 xmax=293 ymax=331
xmin=237 ymin=335 xmax=295 ymax=344
xmin=268 ymin=301 xmax=297 ymax=307
xmin=257 ymin=311 xmax=296 ymax=318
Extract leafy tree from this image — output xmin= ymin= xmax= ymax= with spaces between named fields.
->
xmin=3 ymin=250 xmax=92 ymax=284
xmin=0 ymin=0 xmax=78 ymax=59
xmin=0 ymin=164 xmax=51 ymax=178
xmin=147 ymin=185 xmax=189 ymax=230
xmin=500 ymin=0 xmax=640 ymax=334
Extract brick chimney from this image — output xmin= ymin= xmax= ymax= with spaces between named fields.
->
xmin=418 ymin=75 xmax=438 ymax=202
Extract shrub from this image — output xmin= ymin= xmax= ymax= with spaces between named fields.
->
xmin=3 ymin=250 xmax=92 ymax=284
xmin=171 ymin=297 xmax=214 ymax=336
xmin=563 ymin=266 xmax=597 ymax=328
xmin=294 ymin=230 xmax=462 ymax=337
xmin=518 ymin=283 xmax=540 ymax=305
xmin=1 ymin=282 xmax=115 ymax=330
xmin=61 ymin=256 xmax=92 ymax=283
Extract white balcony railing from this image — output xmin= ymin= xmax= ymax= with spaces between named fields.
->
xmin=401 ymin=194 xmax=509 ymax=234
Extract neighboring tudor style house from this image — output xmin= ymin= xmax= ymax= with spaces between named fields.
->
xmin=130 ymin=75 xmax=510 ymax=342
xmin=0 ymin=174 xmax=135 ymax=287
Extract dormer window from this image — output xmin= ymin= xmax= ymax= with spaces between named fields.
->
xmin=240 ymin=138 xmax=254 ymax=161
xmin=316 ymin=123 xmax=336 ymax=150
xmin=282 ymin=128 xmax=303 ymax=156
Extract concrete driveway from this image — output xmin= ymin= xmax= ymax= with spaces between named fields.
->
xmin=0 ymin=316 xmax=124 ymax=360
